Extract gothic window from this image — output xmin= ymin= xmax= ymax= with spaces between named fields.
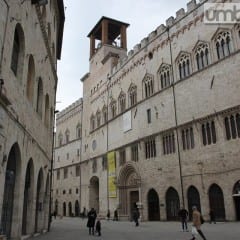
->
xmin=195 ymin=42 xmax=210 ymax=70
xmin=110 ymin=99 xmax=117 ymax=119
xmin=163 ymin=132 xmax=175 ymax=155
xmin=131 ymin=144 xmax=138 ymax=162
xmin=102 ymin=105 xmax=108 ymax=123
xmin=177 ymin=53 xmax=191 ymax=80
xmin=215 ymin=31 xmax=232 ymax=60
xmin=65 ymin=129 xmax=70 ymax=143
xmin=90 ymin=114 xmax=95 ymax=131
xmin=119 ymin=149 xmax=126 ymax=166
xmin=143 ymin=74 xmax=154 ymax=98
xmin=201 ymin=121 xmax=217 ymax=146
xmin=64 ymin=168 xmax=68 ymax=179
xmin=181 ymin=127 xmax=194 ymax=150
xmin=26 ymin=55 xmax=35 ymax=104
xmin=76 ymin=165 xmax=80 ymax=177
xmin=102 ymin=155 xmax=107 ymax=171
xmin=96 ymin=110 xmax=101 ymax=127
xmin=58 ymin=133 xmax=63 ymax=147
xmin=128 ymin=84 xmax=137 ymax=107
xmin=118 ymin=91 xmax=126 ymax=113
xmin=44 ymin=94 xmax=50 ymax=128
xmin=36 ymin=77 xmax=43 ymax=117
xmin=145 ymin=137 xmax=156 ymax=159
xmin=224 ymin=114 xmax=240 ymax=140
xmin=158 ymin=64 xmax=171 ymax=89
xmin=76 ymin=124 xmax=81 ymax=138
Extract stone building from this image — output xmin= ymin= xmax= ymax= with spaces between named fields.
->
xmin=80 ymin=0 xmax=240 ymax=222
xmin=0 ymin=0 xmax=64 ymax=238
xmin=53 ymin=99 xmax=82 ymax=217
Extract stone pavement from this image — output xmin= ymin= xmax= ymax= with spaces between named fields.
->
xmin=30 ymin=217 xmax=240 ymax=240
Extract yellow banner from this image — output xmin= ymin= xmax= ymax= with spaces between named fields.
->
xmin=107 ymin=151 xmax=117 ymax=198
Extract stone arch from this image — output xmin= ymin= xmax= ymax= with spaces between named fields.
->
xmin=147 ymin=188 xmax=160 ymax=221
xmin=232 ymin=180 xmax=240 ymax=220
xmin=187 ymin=185 xmax=201 ymax=220
xmin=22 ymin=158 xmax=34 ymax=235
xmin=35 ymin=168 xmax=44 ymax=233
xmin=26 ymin=55 xmax=35 ymax=104
xmin=89 ymin=176 xmax=99 ymax=213
xmin=1 ymin=143 xmax=21 ymax=239
xmin=165 ymin=187 xmax=180 ymax=221
xmin=208 ymin=183 xmax=226 ymax=221
xmin=117 ymin=163 xmax=141 ymax=219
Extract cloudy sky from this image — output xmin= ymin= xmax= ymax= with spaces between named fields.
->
xmin=56 ymin=0 xmax=189 ymax=111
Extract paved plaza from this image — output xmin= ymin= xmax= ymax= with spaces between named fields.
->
xmin=29 ymin=217 xmax=240 ymax=240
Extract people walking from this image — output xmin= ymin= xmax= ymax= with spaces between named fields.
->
xmin=87 ymin=208 xmax=97 ymax=235
xmin=209 ymin=209 xmax=216 ymax=224
xmin=132 ymin=208 xmax=140 ymax=227
xmin=114 ymin=209 xmax=118 ymax=221
xmin=190 ymin=206 xmax=207 ymax=240
xmin=95 ymin=218 xmax=101 ymax=236
xmin=178 ymin=207 xmax=189 ymax=232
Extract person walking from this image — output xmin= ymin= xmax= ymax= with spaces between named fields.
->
xmin=209 ymin=209 xmax=216 ymax=224
xmin=107 ymin=209 xmax=110 ymax=220
xmin=132 ymin=208 xmax=140 ymax=227
xmin=95 ymin=218 xmax=101 ymax=236
xmin=178 ymin=207 xmax=189 ymax=232
xmin=114 ymin=209 xmax=118 ymax=221
xmin=87 ymin=208 xmax=97 ymax=235
xmin=190 ymin=206 xmax=207 ymax=240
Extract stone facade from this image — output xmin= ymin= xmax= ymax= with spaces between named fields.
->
xmin=80 ymin=0 xmax=240 ymax=222
xmin=0 ymin=0 xmax=64 ymax=239
xmin=52 ymin=99 xmax=82 ymax=217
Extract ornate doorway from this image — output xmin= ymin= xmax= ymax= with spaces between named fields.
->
xmin=166 ymin=187 xmax=180 ymax=221
xmin=148 ymin=189 xmax=160 ymax=221
xmin=208 ymin=184 xmax=225 ymax=221
xmin=187 ymin=186 xmax=201 ymax=220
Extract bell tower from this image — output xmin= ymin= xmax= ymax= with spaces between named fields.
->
xmin=87 ymin=16 xmax=129 ymax=59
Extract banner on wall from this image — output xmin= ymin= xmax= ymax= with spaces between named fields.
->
xmin=107 ymin=151 xmax=117 ymax=198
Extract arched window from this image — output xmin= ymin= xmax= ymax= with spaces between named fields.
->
xmin=110 ymin=99 xmax=116 ymax=119
xmin=215 ymin=31 xmax=232 ymax=60
xmin=11 ymin=24 xmax=25 ymax=77
xmin=158 ymin=64 xmax=171 ymax=89
xmin=96 ymin=110 xmax=101 ymax=127
xmin=26 ymin=55 xmax=35 ymax=104
xmin=65 ymin=129 xmax=70 ymax=143
xmin=201 ymin=120 xmax=217 ymax=145
xmin=118 ymin=91 xmax=126 ymax=113
xmin=177 ymin=52 xmax=191 ymax=80
xmin=90 ymin=114 xmax=95 ymax=131
xmin=58 ymin=133 xmax=63 ymax=147
xmin=224 ymin=114 xmax=240 ymax=140
xmin=128 ymin=84 xmax=137 ymax=107
xmin=102 ymin=105 xmax=107 ymax=124
xmin=194 ymin=42 xmax=210 ymax=70
xmin=44 ymin=94 xmax=50 ymax=127
xmin=143 ymin=74 xmax=154 ymax=98
xmin=76 ymin=124 xmax=81 ymax=139
xmin=36 ymin=77 xmax=43 ymax=117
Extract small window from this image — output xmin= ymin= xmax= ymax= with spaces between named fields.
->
xmin=201 ymin=121 xmax=217 ymax=146
xmin=119 ymin=149 xmax=126 ymax=166
xmin=147 ymin=109 xmax=151 ymax=124
xmin=145 ymin=137 xmax=156 ymax=159
xmin=163 ymin=133 xmax=175 ymax=155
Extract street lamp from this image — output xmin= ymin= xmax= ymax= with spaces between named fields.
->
xmin=48 ymin=109 xmax=59 ymax=231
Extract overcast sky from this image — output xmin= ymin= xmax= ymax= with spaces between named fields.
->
xmin=56 ymin=0 xmax=189 ymax=111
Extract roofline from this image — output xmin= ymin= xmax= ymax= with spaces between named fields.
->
xmin=57 ymin=0 xmax=65 ymax=59
xmin=87 ymin=16 xmax=130 ymax=38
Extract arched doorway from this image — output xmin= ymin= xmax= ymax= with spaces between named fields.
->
xmin=89 ymin=176 xmax=99 ymax=213
xmin=187 ymin=186 xmax=201 ymax=220
xmin=22 ymin=159 xmax=34 ymax=235
xmin=75 ymin=200 xmax=80 ymax=217
xmin=68 ymin=202 xmax=72 ymax=217
xmin=63 ymin=202 xmax=66 ymax=216
xmin=209 ymin=184 xmax=225 ymax=221
xmin=1 ymin=143 xmax=21 ymax=239
xmin=118 ymin=163 xmax=141 ymax=220
xmin=166 ymin=187 xmax=180 ymax=221
xmin=232 ymin=181 xmax=240 ymax=220
xmin=35 ymin=169 xmax=44 ymax=232
xmin=43 ymin=175 xmax=49 ymax=228
xmin=147 ymin=189 xmax=160 ymax=221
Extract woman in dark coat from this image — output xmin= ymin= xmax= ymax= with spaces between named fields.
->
xmin=87 ymin=208 xmax=97 ymax=235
